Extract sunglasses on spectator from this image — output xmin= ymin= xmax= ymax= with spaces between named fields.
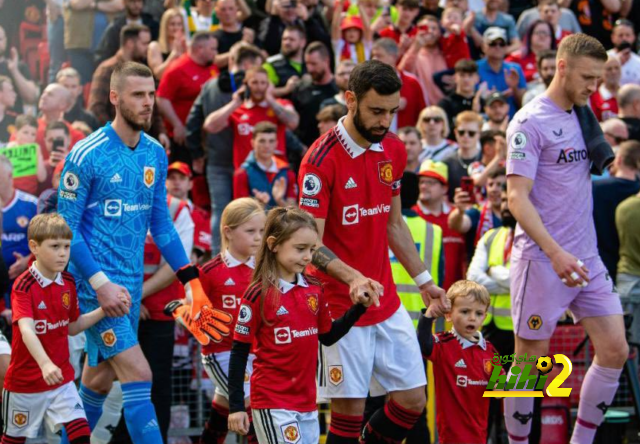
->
xmin=488 ymin=41 xmax=507 ymax=47
xmin=423 ymin=116 xmax=443 ymax=123
xmin=281 ymin=1 xmax=297 ymax=8
xmin=605 ymin=132 xmax=627 ymax=145
xmin=456 ymin=129 xmax=477 ymax=137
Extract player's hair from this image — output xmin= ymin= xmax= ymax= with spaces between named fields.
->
xmin=316 ymin=103 xmax=347 ymax=122
xmin=372 ymin=38 xmax=399 ymax=59
xmin=0 ymin=155 xmax=12 ymax=174
xmin=398 ymin=126 xmax=421 ymax=140
xmin=537 ymin=49 xmax=556 ymax=70
xmin=0 ymin=75 xmax=12 ymax=91
xmin=304 ymin=41 xmax=330 ymax=60
xmin=15 ymin=114 xmax=38 ymax=130
xmin=454 ymin=59 xmax=478 ymax=74
xmin=220 ymin=198 xmax=265 ymax=253
xmin=618 ymin=140 xmax=640 ymax=171
xmin=46 ymin=120 xmax=70 ymax=136
xmin=252 ymin=208 xmax=318 ymax=323
xmin=417 ymin=106 xmax=450 ymax=139
xmin=618 ymin=84 xmax=640 ymax=109
xmin=120 ymin=23 xmax=150 ymax=49
xmin=110 ymin=61 xmax=153 ymax=91
xmin=455 ymin=110 xmax=483 ymax=128
xmin=557 ymin=33 xmax=607 ymax=62
xmin=253 ymin=121 xmax=278 ymax=139
xmin=348 ymin=60 xmax=402 ymax=103
xmin=55 ymin=67 xmax=81 ymax=83
xmin=447 ymin=280 xmax=490 ymax=308
xmin=230 ymin=42 xmax=264 ymax=67
xmin=28 ymin=213 xmax=73 ymax=244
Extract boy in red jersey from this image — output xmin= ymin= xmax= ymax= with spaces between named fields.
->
xmin=3 ymin=214 xmax=115 ymax=443
xmin=418 ymin=280 xmax=503 ymax=444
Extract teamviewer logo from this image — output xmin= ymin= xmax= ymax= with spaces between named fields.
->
xmin=104 ymin=199 xmax=122 ymax=217
xmin=274 ymin=327 xmax=292 ymax=344
xmin=342 ymin=204 xmax=359 ymax=225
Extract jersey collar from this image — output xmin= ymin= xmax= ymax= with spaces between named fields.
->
xmin=244 ymin=99 xmax=268 ymax=109
xmin=278 ymin=273 xmax=308 ymax=294
xmin=223 ymin=250 xmax=255 ymax=269
xmin=598 ymin=83 xmax=615 ymax=101
xmin=29 ymin=263 xmax=64 ymax=288
xmin=417 ymin=201 xmax=450 ymax=216
xmin=336 ymin=117 xmax=384 ymax=159
xmin=451 ymin=327 xmax=487 ymax=350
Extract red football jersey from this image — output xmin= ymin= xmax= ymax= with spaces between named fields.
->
xmin=427 ymin=329 xmax=502 ymax=444
xmin=229 ymin=100 xmax=291 ymax=168
xmin=200 ymin=251 xmax=255 ymax=354
xmin=233 ymin=275 xmax=332 ymax=411
xmin=298 ymin=119 xmax=406 ymax=326
xmin=5 ymin=266 xmax=80 ymax=393
xmin=398 ymin=71 xmax=427 ymax=129
xmin=590 ymin=85 xmax=619 ymax=122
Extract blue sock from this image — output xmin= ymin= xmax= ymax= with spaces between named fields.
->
xmin=60 ymin=384 xmax=107 ymax=443
xmin=122 ymin=381 xmax=162 ymax=444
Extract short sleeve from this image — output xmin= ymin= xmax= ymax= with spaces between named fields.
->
xmin=465 ymin=208 xmax=481 ymax=232
xmin=11 ymin=290 xmax=33 ymax=323
xmin=428 ymin=333 xmax=442 ymax=362
xmin=506 ymin=115 xmax=542 ymax=181
xmin=515 ymin=64 xmax=527 ymax=89
xmin=233 ymin=288 xmax=261 ymax=344
xmin=298 ymin=159 xmax=332 ymax=218
xmin=69 ymin=284 xmax=80 ymax=323
xmin=156 ymin=67 xmax=179 ymax=101
xmin=392 ymin=141 xmax=408 ymax=196
xmin=317 ymin=289 xmax=333 ymax=335
xmin=285 ymin=170 xmax=298 ymax=200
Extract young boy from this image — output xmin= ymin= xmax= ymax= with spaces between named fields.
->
xmin=2 ymin=214 xmax=114 ymax=444
xmin=7 ymin=115 xmax=47 ymax=196
xmin=418 ymin=280 xmax=503 ymax=444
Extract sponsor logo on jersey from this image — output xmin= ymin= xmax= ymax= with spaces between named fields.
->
xmin=307 ymin=294 xmax=319 ymax=315
xmin=553 ymin=129 xmax=563 ymax=137
xmin=556 ymin=148 xmax=588 ymax=164
xmin=345 ymin=177 xmax=357 ymax=189
xmin=12 ymin=411 xmax=28 ymax=428
xmin=1 ymin=233 xmax=26 ymax=242
xmin=34 ymin=319 xmax=68 ymax=335
xmin=37 ymin=301 xmax=47 ymax=310
xmin=222 ymin=295 xmax=238 ymax=309
xmin=237 ymin=122 xmax=253 ymax=135
xmin=59 ymin=190 xmax=77 ymax=201
xmin=63 ymin=172 xmax=80 ymax=191
xmin=235 ymin=324 xmax=250 ymax=335
xmin=511 ymin=132 xmax=527 ymax=150
xmin=342 ymin=203 xmax=391 ymax=225
xmin=62 ymin=292 xmax=70 ymax=309
xmin=281 ymin=422 xmax=301 ymax=444
xmin=144 ymin=167 xmax=155 ymax=188
xmin=110 ymin=173 xmax=122 ymax=183
xmin=34 ymin=320 xmax=47 ymax=335
xmin=105 ymin=199 xmax=122 ymax=217
xmin=275 ymin=327 xmax=292 ymax=344
xmin=238 ymin=305 xmax=252 ymax=324
xmin=509 ymin=152 xmax=526 ymax=160
xmin=454 ymin=358 xmax=467 ymax=368
xmin=16 ymin=216 xmax=29 ymax=228
xmin=329 ymin=365 xmax=343 ymax=386
xmin=276 ymin=306 xmax=289 ymax=316
xmin=101 ymin=329 xmax=117 ymax=347
xmin=224 ymin=278 xmax=236 ymax=286
xmin=299 ymin=198 xmax=319 ymax=208
xmin=456 ymin=375 xmax=488 ymax=387
xmin=302 ymin=174 xmax=322 ymax=197
xmin=378 ymin=161 xmax=394 ymax=186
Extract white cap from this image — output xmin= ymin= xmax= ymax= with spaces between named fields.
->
xmin=483 ymin=26 xmax=507 ymax=43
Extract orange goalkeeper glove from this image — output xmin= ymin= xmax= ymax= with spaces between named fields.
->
xmin=164 ymin=300 xmax=233 ymax=345
xmin=176 ymin=265 xmax=210 ymax=320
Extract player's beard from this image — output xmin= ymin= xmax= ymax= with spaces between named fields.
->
xmin=353 ymin=106 xmax=388 ymax=144
xmin=119 ymin=101 xmax=152 ymax=132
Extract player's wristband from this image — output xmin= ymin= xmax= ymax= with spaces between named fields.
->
xmin=176 ymin=264 xmax=199 ymax=285
xmin=412 ymin=270 xmax=432 ymax=288
xmin=89 ymin=272 xmax=110 ymax=290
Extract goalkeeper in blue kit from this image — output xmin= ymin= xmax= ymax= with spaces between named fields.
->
xmin=57 ymin=61 xmax=231 ymax=444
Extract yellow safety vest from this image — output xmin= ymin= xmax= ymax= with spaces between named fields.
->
xmin=390 ymin=216 xmax=442 ymax=328
xmin=481 ymin=227 xmax=514 ymax=331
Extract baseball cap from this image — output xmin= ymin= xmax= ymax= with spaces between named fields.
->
xmin=341 ymin=15 xmax=364 ymax=32
xmin=486 ymin=92 xmax=508 ymax=106
xmin=418 ymin=160 xmax=448 ymax=185
xmin=168 ymin=161 xmax=192 ymax=178
xmin=483 ymin=27 xmax=507 ymax=43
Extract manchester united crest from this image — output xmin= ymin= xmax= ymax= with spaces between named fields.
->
xmin=484 ymin=359 xmax=494 ymax=375
xmin=378 ymin=161 xmax=393 ymax=186
xmin=12 ymin=411 xmax=28 ymax=428
xmin=62 ymin=292 xmax=70 ymax=309
xmin=17 ymin=216 xmax=29 ymax=228
xmin=307 ymin=295 xmax=319 ymax=315
xmin=101 ymin=329 xmax=117 ymax=347
xmin=329 ymin=365 xmax=343 ymax=386
xmin=143 ymin=166 xmax=155 ymax=188
xmin=280 ymin=422 xmax=301 ymax=443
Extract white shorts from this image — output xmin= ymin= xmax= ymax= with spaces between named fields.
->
xmin=0 ymin=331 xmax=10 ymax=356
xmin=202 ymin=351 xmax=254 ymax=400
xmin=318 ymin=305 xmax=426 ymax=398
xmin=2 ymin=382 xmax=86 ymax=438
xmin=253 ymin=408 xmax=319 ymax=444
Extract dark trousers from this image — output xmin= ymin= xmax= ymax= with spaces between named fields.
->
xmin=110 ymin=320 xmax=175 ymax=444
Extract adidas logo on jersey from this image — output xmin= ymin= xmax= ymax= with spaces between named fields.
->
xmin=37 ymin=301 xmax=47 ymax=310
xmin=276 ymin=306 xmax=289 ymax=316
xmin=224 ymin=278 xmax=235 ymax=286
xmin=345 ymin=177 xmax=357 ymax=189
xmin=455 ymin=359 xmax=467 ymax=368
xmin=110 ymin=173 xmax=122 ymax=183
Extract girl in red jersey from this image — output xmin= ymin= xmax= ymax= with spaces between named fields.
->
xmin=199 ymin=198 xmax=266 ymax=444
xmin=227 ymin=208 xmax=371 ymax=444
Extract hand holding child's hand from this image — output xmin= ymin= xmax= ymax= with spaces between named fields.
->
xmin=228 ymin=412 xmax=250 ymax=435
xmin=41 ymin=362 xmax=64 ymax=386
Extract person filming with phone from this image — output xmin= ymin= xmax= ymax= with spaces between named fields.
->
xmin=42 ymin=121 xmax=71 ymax=190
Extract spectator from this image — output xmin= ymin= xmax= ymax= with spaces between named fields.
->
xmin=607 ymin=19 xmax=640 ymax=86
xmin=468 ymin=129 xmax=506 ymax=187
xmin=538 ymin=0 xmax=572 ymax=43
xmin=616 ymin=185 xmax=640 ymax=342
xmin=477 ymin=27 xmax=526 ymax=118
xmin=95 ymin=0 xmax=160 ymax=65
xmin=593 ymin=141 xmax=640 ymax=281
xmin=290 ymin=42 xmax=338 ymax=146
xmin=6 ymin=115 xmax=46 ymax=196
xmin=618 ymin=84 xmax=640 ymax=141
xmin=186 ymin=42 xmax=264 ymax=254
xmin=37 ymin=160 xmax=66 ymax=215
xmin=41 ymin=121 xmax=72 ymax=189
xmin=516 ymin=1 xmax=581 ymax=40
xmin=233 ymin=121 xmax=297 ymax=208
xmin=469 ymin=0 xmax=522 ymax=54
xmin=46 ymin=0 xmax=67 ymax=85
xmin=378 ymin=0 xmax=421 ymax=55
xmin=398 ymin=16 xmax=447 ymax=106
xmin=348 ymin=0 xmax=398 ymax=35
xmin=316 ymin=103 xmax=347 ymax=136
xmin=332 ymin=0 xmax=374 ymax=66
xmin=443 ymin=110 xmax=483 ymax=201
xmin=181 ymin=0 xmax=244 ymax=39
xmin=590 ymin=54 xmax=621 ymax=122
xmin=569 ymin=0 xmax=622 ymax=49
xmin=399 ymin=126 xmax=424 ymax=173
xmin=157 ymin=31 xmax=219 ymax=157
xmin=7 ymin=115 xmax=37 ymax=149
xmin=318 ymin=59 xmax=354 ymax=109
xmin=438 ymin=59 xmax=483 ymax=136
xmin=263 ymin=24 xmax=307 ymax=98
xmin=482 ymin=92 xmax=509 ymax=132
xmin=371 ymin=38 xmax=426 ymax=130
xmin=522 ymin=49 xmax=556 ymax=105
xmin=0 ymin=75 xmax=16 ymax=146
xmin=413 ymin=160 xmax=466 ymax=289
xmin=439 ymin=6 xmax=473 ymax=69
xmin=417 ymin=106 xmax=457 ymax=161
xmin=56 ymin=67 xmax=101 ymax=132
xmin=506 ymin=20 xmax=557 ymax=83
xmin=212 ymin=0 xmax=255 ymax=69
xmin=147 ymin=8 xmax=187 ymax=79
xmin=420 ymin=0 xmax=443 ymax=18
xmin=602 ymin=117 xmax=630 ymax=149
xmin=0 ymin=25 xmax=38 ymax=113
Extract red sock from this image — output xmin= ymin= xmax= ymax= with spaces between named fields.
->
xmin=65 ymin=417 xmax=91 ymax=444
xmin=1 ymin=436 xmax=26 ymax=444
xmin=327 ymin=412 xmax=363 ymax=443
xmin=247 ymin=408 xmax=258 ymax=444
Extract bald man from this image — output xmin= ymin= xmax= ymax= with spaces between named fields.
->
xmin=602 ymin=118 xmax=630 ymax=150
xmin=619 ymin=84 xmax=640 ymax=141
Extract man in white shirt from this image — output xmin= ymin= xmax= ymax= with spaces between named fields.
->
xmin=607 ymin=20 xmax=640 ymax=86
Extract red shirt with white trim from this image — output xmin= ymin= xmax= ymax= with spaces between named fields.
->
xmin=590 ymin=84 xmax=619 ymax=122
xmin=233 ymin=274 xmax=332 ymax=411
xmin=200 ymin=251 xmax=255 ymax=354
xmin=5 ymin=265 xmax=80 ymax=393
xmin=229 ymin=100 xmax=292 ymax=168
xmin=427 ymin=328 xmax=502 ymax=444
xmin=398 ymin=71 xmax=427 ymax=129
xmin=298 ymin=118 xmax=406 ymax=326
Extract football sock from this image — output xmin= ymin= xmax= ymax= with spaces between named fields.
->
xmin=60 ymin=384 xmax=108 ymax=444
xmin=247 ymin=408 xmax=258 ymax=444
xmin=327 ymin=412 xmax=363 ymax=443
xmin=571 ymin=363 xmax=622 ymax=444
xmin=200 ymin=401 xmax=229 ymax=444
xmin=121 ymin=381 xmax=162 ymax=444
xmin=0 ymin=436 xmax=26 ymax=444
xmin=504 ymin=396 xmax=534 ymax=443
xmin=360 ymin=399 xmax=422 ymax=444
xmin=65 ymin=417 xmax=91 ymax=443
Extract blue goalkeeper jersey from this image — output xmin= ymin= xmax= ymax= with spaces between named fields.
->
xmin=58 ymin=123 xmax=190 ymax=303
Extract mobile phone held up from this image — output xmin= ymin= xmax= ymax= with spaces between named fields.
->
xmin=52 ymin=138 xmax=65 ymax=153
xmin=460 ymin=176 xmax=476 ymax=204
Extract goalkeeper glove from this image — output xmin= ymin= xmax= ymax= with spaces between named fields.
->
xmin=176 ymin=265 xmax=210 ymax=320
xmin=164 ymin=300 xmax=233 ymax=345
